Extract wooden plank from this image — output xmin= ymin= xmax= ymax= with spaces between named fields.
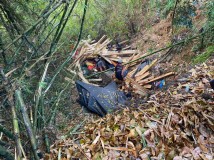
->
xmin=138 ymin=76 xmax=155 ymax=84
xmin=127 ymin=67 xmax=138 ymax=77
xmin=78 ymin=72 xmax=89 ymax=84
xmin=124 ymin=52 xmax=138 ymax=69
xmin=98 ymin=39 xmax=111 ymax=51
xmin=119 ymin=40 xmax=128 ymax=45
xmin=133 ymin=84 xmax=151 ymax=89
xmin=103 ymin=52 xmax=136 ymax=56
xmin=88 ymin=79 xmax=102 ymax=82
xmin=100 ymin=55 xmax=112 ymax=64
xmin=143 ymin=84 xmax=152 ymax=89
xmin=135 ymin=59 xmax=157 ymax=77
xmin=126 ymin=53 xmax=145 ymax=68
xmin=102 ymin=50 xmax=137 ymax=56
xmin=96 ymin=35 xmax=107 ymax=45
xmin=135 ymin=71 xmax=150 ymax=82
xmin=66 ymin=68 xmax=77 ymax=75
xmin=122 ymin=46 xmax=131 ymax=50
xmin=140 ymin=72 xmax=175 ymax=85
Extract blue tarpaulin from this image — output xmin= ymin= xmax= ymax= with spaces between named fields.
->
xmin=76 ymin=80 xmax=127 ymax=116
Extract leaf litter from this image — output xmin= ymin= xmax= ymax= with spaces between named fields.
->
xmin=47 ymin=60 xmax=214 ymax=160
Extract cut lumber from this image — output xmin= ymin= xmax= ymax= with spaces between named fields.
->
xmin=99 ymin=55 xmax=112 ymax=64
xmin=102 ymin=50 xmax=138 ymax=56
xmin=140 ymin=72 xmax=175 ymax=85
xmin=88 ymin=79 xmax=102 ymax=82
xmin=135 ymin=71 xmax=150 ymax=82
xmin=66 ymin=69 xmax=76 ymax=75
xmin=143 ymin=84 xmax=152 ymax=89
xmin=127 ymin=67 xmax=138 ymax=77
xmin=78 ymin=72 xmax=89 ymax=84
xmin=138 ymin=76 xmax=155 ymax=84
xmin=125 ymin=52 xmax=138 ymax=69
xmin=123 ymin=46 xmax=131 ymax=50
xmin=119 ymin=40 xmax=128 ymax=45
xmin=135 ymin=59 xmax=157 ymax=77
xmin=97 ymin=35 xmax=107 ymax=44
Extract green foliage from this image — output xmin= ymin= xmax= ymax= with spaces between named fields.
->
xmin=61 ymin=0 xmax=143 ymax=42
xmin=203 ymin=1 xmax=214 ymax=45
xmin=161 ymin=0 xmax=176 ymax=17
xmin=192 ymin=45 xmax=214 ymax=64
xmin=173 ymin=1 xmax=196 ymax=28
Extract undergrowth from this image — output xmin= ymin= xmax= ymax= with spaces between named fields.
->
xmin=192 ymin=45 xmax=214 ymax=64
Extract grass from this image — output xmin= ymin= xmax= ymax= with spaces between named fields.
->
xmin=192 ymin=45 xmax=214 ymax=64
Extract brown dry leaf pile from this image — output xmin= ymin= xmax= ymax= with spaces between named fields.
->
xmin=47 ymin=60 xmax=214 ymax=160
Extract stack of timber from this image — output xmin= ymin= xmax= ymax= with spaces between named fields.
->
xmin=123 ymin=59 xmax=175 ymax=96
xmin=66 ymin=35 xmax=175 ymax=96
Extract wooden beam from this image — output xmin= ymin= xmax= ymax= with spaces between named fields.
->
xmin=88 ymin=79 xmax=102 ymax=82
xmin=102 ymin=50 xmax=138 ymax=56
xmin=135 ymin=59 xmax=157 ymax=77
xmin=138 ymin=75 xmax=155 ymax=84
xmin=135 ymin=71 xmax=150 ymax=82
xmin=140 ymin=72 xmax=175 ymax=85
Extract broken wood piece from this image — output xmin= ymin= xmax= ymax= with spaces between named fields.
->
xmin=78 ymin=73 xmax=100 ymax=86
xmin=126 ymin=76 xmax=147 ymax=96
xmin=88 ymin=79 xmax=102 ymax=82
xmin=125 ymin=52 xmax=138 ymax=69
xmin=140 ymin=72 xmax=175 ymax=85
xmin=143 ymin=84 xmax=152 ymax=89
xmin=135 ymin=71 xmax=150 ymax=82
xmin=119 ymin=40 xmax=128 ymax=45
xmin=66 ymin=68 xmax=77 ymax=75
xmin=5 ymin=67 xmax=19 ymax=77
xmin=99 ymin=55 xmax=112 ymax=64
xmin=127 ymin=67 xmax=138 ymax=77
xmin=133 ymin=84 xmax=151 ymax=89
xmin=123 ymin=45 xmax=131 ymax=50
xmin=102 ymin=50 xmax=138 ymax=56
xmin=64 ymin=77 xmax=75 ymax=84
xmin=135 ymin=59 xmax=157 ymax=77
xmin=95 ymin=35 xmax=107 ymax=46
xmin=78 ymin=72 xmax=89 ymax=84
xmin=138 ymin=76 xmax=155 ymax=84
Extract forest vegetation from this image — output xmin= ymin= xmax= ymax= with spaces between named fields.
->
xmin=0 ymin=0 xmax=213 ymax=159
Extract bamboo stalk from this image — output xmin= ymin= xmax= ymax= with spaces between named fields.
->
xmin=16 ymin=90 xmax=40 ymax=160
xmin=0 ymin=124 xmax=15 ymax=140
xmin=0 ymin=145 xmax=14 ymax=160
xmin=44 ymin=133 xmax=50 ymax=153
xmin=11 ymin=102 xmax=22 ymax=159
xmin=44 ymin=0 xmax=89 ymax=94
xmin=3 ymin=1 xmax=64 ymax=52
xmin=34 ymin=62 xmax=49 ymax=132
xmin=47 ymin=80 xmax=73 ymax=125
xmin=0 ymin=67 xmax=23 ymax=159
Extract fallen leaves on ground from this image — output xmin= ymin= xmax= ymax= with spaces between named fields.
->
xmin=48 ymin=60 xmax=214 ymax=160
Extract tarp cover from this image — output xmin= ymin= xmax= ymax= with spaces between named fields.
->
xmin=76 ymin=80 xmax=127 ymax=116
